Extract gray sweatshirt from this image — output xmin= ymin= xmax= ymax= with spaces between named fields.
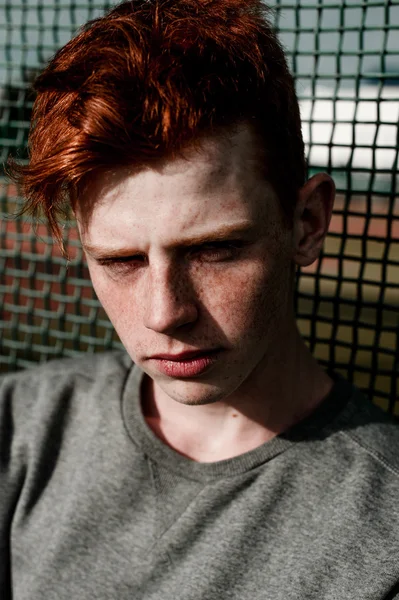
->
xmin=1 ymin=351 xmax=399 ymax=600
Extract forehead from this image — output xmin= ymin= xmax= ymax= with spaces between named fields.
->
xmin=76 ymin=124 xmax=282 ymax=244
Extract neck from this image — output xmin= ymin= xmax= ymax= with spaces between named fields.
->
xmin=141 ymin=327 xmax=333 ymax=463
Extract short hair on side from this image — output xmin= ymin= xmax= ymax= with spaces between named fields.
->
xmin=8 ymin=0 xmax=306 ymax=248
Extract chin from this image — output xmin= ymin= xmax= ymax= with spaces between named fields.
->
xmin=156 ymin=375 xmax=241 ymax=406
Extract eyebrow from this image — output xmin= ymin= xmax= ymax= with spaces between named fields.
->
xmin=83 ymin=221 xmax=258 ymax=258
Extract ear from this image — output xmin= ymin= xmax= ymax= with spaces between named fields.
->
xmin=293 ymin=173 xmax=335 ymax=267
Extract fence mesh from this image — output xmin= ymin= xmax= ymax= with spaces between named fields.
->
xmin=1 ymin=0 xmax=398 ymax=413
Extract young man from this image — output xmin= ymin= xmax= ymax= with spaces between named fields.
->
xmin=1 ymin=1 xmax=399 ymax=598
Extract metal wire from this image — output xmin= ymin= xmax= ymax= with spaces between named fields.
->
xmin=1 ymin=0 xmax=398 ymax=412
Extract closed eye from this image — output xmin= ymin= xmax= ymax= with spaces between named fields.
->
xmin=95 ymin=240 xmax=248 ymax=274
xmin=189 ymin=241 xmax=246 ymax=261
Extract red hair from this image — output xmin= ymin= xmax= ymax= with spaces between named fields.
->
xmin=9 ymin=0 xmax=306 ymax=247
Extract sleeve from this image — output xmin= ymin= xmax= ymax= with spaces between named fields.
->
xmin=0 ymin=373 xmax=27 ymax=600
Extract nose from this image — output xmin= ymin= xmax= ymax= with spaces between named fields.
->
xmin=143 ymin=261 xmax=198 ymax=334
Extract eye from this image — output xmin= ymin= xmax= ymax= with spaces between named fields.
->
xmin=190 ymin=241 xmax=244 ymax=262
xmin=96 ymin=255 xmax=146 ymax=274
xmin=94 ymin=241 xmax=247 ymax=274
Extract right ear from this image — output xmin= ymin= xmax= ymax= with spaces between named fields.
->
xmin=292 ymin=173 xmax=335 ymax=267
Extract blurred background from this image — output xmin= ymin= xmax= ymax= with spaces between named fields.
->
xmin=0 ymin=0 xmax=398 ymax=412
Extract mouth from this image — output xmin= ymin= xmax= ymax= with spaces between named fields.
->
xmin=149 ymin=349 xmax=221 ymax=378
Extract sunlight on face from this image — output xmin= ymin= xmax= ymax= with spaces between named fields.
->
xmin=77 ymin=125 xmax=297 ymax=406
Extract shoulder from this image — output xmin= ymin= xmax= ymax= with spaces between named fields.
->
xmin=0 ymin=350 xmax=132 ymax=391
xmin=0 ymin=351 xmax=134 ymax=434
xmin=334 ymin=379 xmax=399 ymax=479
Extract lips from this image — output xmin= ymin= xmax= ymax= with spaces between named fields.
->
xmin=150 ymin=350 xmax=221 ymax=378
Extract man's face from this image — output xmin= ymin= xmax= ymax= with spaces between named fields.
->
xmin=77 ymin=126 xmax=297 ymax=406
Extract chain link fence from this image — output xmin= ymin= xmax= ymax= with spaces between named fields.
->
xmin=1 ymin=0 xmax=398 ymax=412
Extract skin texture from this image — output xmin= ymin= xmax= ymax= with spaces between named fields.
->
xmin=77 ymin=125 xmax=335 ymax=462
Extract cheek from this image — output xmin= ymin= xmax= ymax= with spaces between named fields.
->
xmin=87 ymin=266 xmax=136 ymax=325
xmin=196 ymin=257 xmax=291 ymax=337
